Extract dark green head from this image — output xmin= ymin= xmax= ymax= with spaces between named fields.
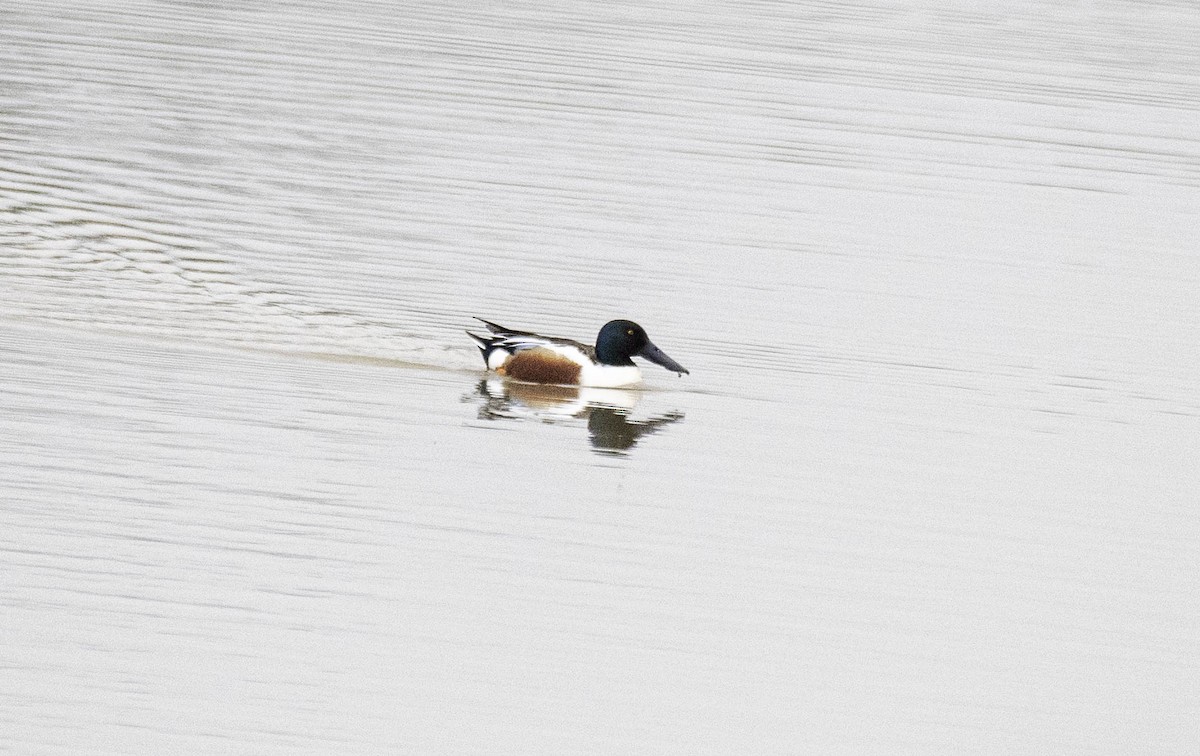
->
xmin=595 ymin=320 xmax=689 ymax=376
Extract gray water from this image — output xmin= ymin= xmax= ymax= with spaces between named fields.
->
xmin=2 ymin=1 xmax=1198 ymax=753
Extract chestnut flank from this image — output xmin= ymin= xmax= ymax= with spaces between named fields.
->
xmin=500 ymin=348 xmax=582 ymax=384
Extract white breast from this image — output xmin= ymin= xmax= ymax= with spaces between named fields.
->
xmin=579 ymin=362 xmax=642 ymax=388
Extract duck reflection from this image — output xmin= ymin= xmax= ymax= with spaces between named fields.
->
xmin=469 ymin=379 xmax=684 ymax=455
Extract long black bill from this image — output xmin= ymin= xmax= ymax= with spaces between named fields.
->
xmin=637 ymin=341 xmax=689 ymax=376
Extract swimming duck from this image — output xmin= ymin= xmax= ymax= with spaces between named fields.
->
xmin=467 ymin=318 xmax=689 ymax=387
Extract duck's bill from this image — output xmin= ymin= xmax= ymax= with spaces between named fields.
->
xmin=638 ymin=341 xmax=689 ymax=376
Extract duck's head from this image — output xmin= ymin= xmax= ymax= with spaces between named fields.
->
xmin=596 ymin=320 xmax=689 ymax=376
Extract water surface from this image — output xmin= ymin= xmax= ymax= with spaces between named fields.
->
xmin=2 ymin=1 xmax=1198 ymax=752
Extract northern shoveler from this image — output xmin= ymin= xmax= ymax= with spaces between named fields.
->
xmin=466 ymin=318 xmax=690 ymax=387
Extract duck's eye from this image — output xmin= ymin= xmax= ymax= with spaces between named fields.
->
xmin=626 ymin=329 xmax=634 ymax=335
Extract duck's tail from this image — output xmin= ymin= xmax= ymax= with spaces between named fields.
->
xmin=465 ymin=330 xmax=498 ymax=366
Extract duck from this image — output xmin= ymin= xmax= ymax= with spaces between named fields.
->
xmin=466 ymin=318 xmax=689 ymax=387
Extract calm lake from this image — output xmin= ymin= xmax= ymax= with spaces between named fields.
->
xmin=2 ymin=1 xmax=1198 ymax=752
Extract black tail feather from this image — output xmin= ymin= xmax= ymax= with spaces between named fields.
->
xmin=466 ymin=330 xmax=496 ymax=366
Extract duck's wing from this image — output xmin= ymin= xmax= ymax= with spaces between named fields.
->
xmin=472 ymin=318 xmax=596 ymax=360
xmin=475 ymin=318 xmax=537 ymax=337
